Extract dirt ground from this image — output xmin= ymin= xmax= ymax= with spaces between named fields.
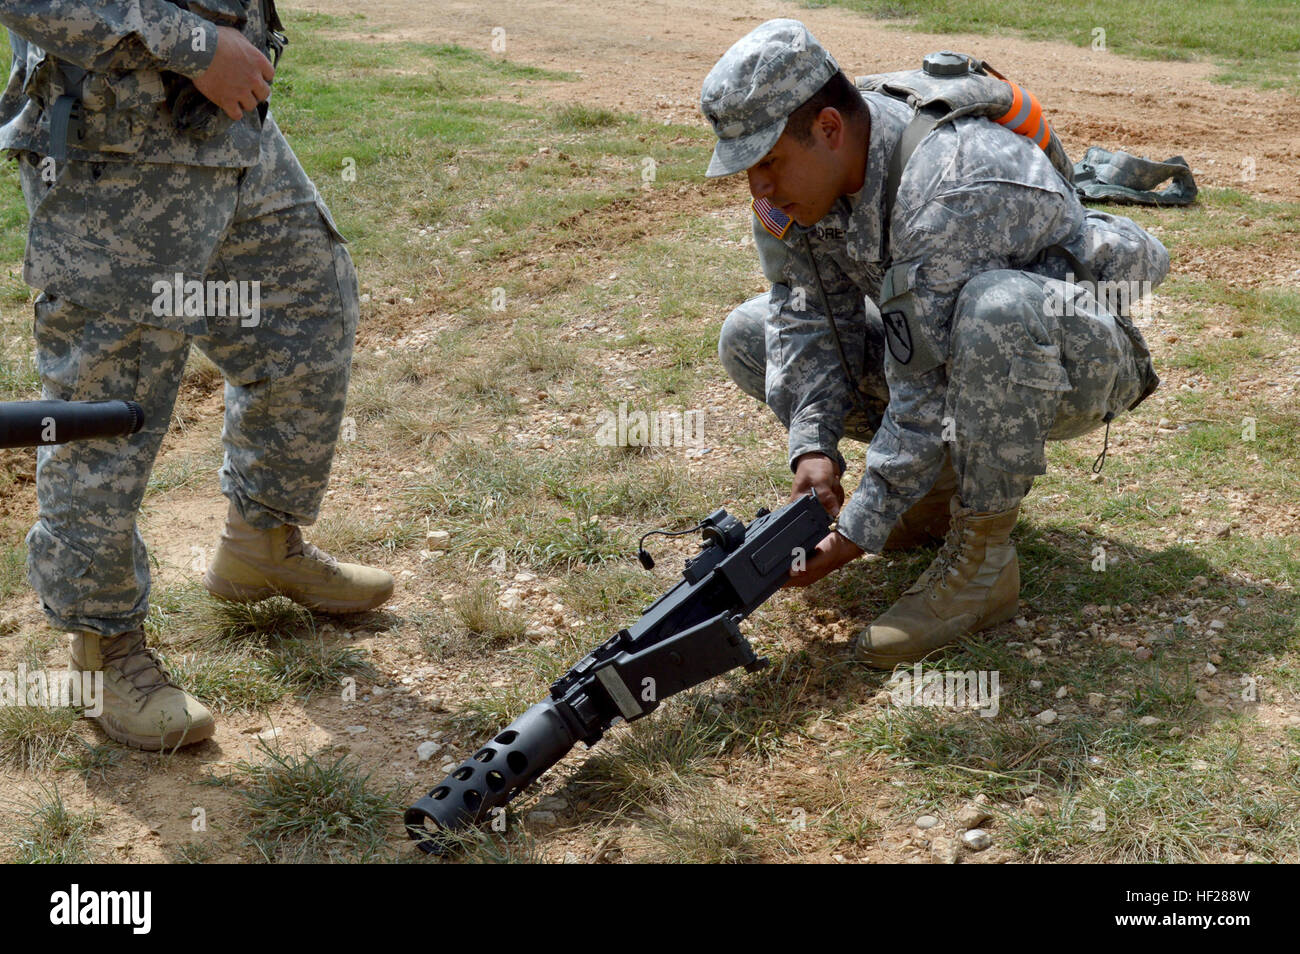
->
xmin=2 ymin=1 xmax=1297 ymax=864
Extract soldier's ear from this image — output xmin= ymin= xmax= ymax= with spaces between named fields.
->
xmin=816 ymin=107 xmax=845 ymax=148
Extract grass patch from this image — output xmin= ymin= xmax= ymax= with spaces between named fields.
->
xmin=10 ymin=784 xmax=98 ymax=863
xmin=821 ymin=0 xmax=1300 ymax=91
xmin=212 ymin=739 xmax=404 ymax=863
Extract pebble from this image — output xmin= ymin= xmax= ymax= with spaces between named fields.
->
xmin=956 ymin=803 xmax=992 ymax=829
xmin=1028 ymin=680 xmax=1043 ymax=690
xmin=1135 ymin=646 xmax=1154 ymax=661
xmin=962 ymin=829 xmax=992 ymax=851
xmin=1036 ymin=709 xmax=1058 ymax=725
xmin=426 ymin=530 xmax=451 ymax=550
xmin=1138 ymin=715 xmax=1161 ymax=726
xmin=344 ymin=725 xmax=367 ymax=735
xmin=1087 ymin=692 xmax=1107 ymax=708
xmin=526 ymin=810 xmax=558 ymax=827
xmin=915 ymin=814 xmax=940 ymax=829
xmin=931 ymin=837 xmax=961 ymax=864
xmin=1023 ymin=796 xmax=1049 ymax=818
xmin=416 ymin=740 xmax=443 ymax=761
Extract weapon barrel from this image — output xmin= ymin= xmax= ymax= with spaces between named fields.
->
xmin=0 ymin=400 xmax=145 ymax=449
xmin=405 ymin=700 xmax=578 ymax=853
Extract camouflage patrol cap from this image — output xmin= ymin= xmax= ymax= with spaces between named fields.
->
xmin=700 ymin=19 xmax=839 ymax=178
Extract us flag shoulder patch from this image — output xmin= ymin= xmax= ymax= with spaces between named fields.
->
xmin=752 ymin=197 xmax=792 ymax=239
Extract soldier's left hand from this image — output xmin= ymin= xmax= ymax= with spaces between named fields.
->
xmin=785 ymin=530 xmax=863 ymax=588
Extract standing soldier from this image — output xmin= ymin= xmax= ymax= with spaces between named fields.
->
xmin=0 ymin=1 xmax=393 ymax=750
xmin=704 ymin=20 xmax=1168 ymax=667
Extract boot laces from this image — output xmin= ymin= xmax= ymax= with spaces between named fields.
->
xmin=913 ymin=512 xmax=974 ymax=595
xmin=100 ymin=631 xmax=176 ymax=705
xmin=285 ymin=525 xmax=339 ymax=568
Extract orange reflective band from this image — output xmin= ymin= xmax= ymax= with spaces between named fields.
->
xmin=994 ymin=82 xmax=1024 ymax=126
xmin=1011 ymin=90 xmax=1043 ymax=138
xmin=1036 ymin=122 xmax=1051 ymax=150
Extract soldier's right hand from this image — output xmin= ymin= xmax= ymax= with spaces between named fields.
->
xmin=192 ymin=25 xmax=275 ymax=121
xmin=791 ymin=452 xmax=844 ymax=518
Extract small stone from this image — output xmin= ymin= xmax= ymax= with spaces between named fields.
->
xmin=256 ymin=727 xmax=282 ymax=742
xmin=1055 ymin=686 xmax=1069 ymax=699
xmin=1209 ymin=619 xmax=1226 ymax=631
xmin=1138 ymin=715 xmax=1161 ymax=727
xmin=416 ymin=740 xmax=443 ymax=761
xmin=1036 ymin=708 xmax=1058 ymax=725
xmin=1086 ymin=692 xmax=1106 ymax=708
xmin=1028 ymin=679 xmax=1043 ymax=690
xmin=537 ymin=795 xmax=568 ymax=812
xmin=1204 ymin=662 xmax=1218 ymax=676
xmin=345 ymin=725 xmax=367 ymax=735
xmin=956 ymin=803 xmax=992 ymax=829
xmin=526 ymin=810 xmax=558 ymax=827
xmin=1023 ymin=796 xmax=1049 ymax=818
xmin=962 ymin=829 xmax=992 ymax=851
xmin=562 ymin=852 xmax=580 ymax=864
xmin=425 ymin=530 xmax=451 ymax=549
xmin=931 ymin=836 xmax=961 ymax=864
xmin=915 ymin=814 xmax=940 ymax=829
xmin=1135 ymin=646 xmax=1154 ymax=661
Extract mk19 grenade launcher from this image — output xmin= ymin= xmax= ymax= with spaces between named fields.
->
xmin=405 ymin=493 xmax=830 ymax=853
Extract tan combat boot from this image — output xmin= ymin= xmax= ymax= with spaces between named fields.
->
xmin=856 ymin=498 xmax=1020 ymax=669
xmin=70 ymin=630 xmax=215 ymax=750
xmin=882 ymin=452 xmax=958 ymax=551
xmin=203 ymin=502 xmax=394 ymax=613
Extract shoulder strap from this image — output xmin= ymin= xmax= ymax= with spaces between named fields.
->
xmin=881 ymin=103 xmax=946 ymax=267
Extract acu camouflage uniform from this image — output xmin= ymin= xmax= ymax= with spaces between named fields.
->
xmin=0 ymin=1 xmax=359 ymax=636
xmin=709 ymin=27 xmax=1169 ymax=555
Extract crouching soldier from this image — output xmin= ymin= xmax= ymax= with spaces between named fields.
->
xmin=704 ymin=20 xmax=1168 ymax=667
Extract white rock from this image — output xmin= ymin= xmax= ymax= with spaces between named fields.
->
xmin=1138 ymin=715 xmax=1161 ymax=726
xmin=426 ymin=530 xmax=451 ymax=550
xmin=1036 ymin=708 xmax=1058 ymax=725
xmin=345 ymin=725 xmax=367 ymax=735
xmin=416 ymin=740 xmax=443 ymax=761
xmin=915 ymin=814 xmax=940 ymax=830
xmin=962 ymin=829 xmax=992 ymax=851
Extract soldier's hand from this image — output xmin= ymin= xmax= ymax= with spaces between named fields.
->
xmin=193 ymin=25 xmax=275 ymax=121
xmin=785 ymin=531 xmax=863 ymax=588
xmin=791 ymin=452 xmax=845 ymax=517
